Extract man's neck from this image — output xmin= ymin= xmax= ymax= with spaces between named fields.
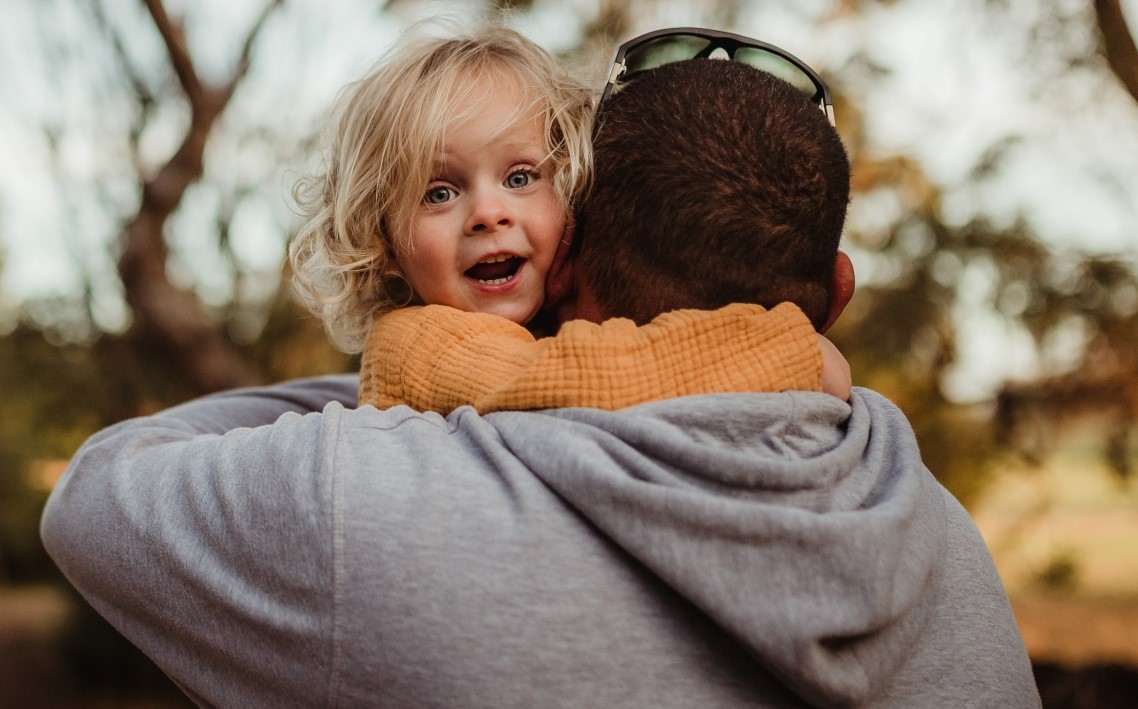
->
xmin=563 ymin=280 xmax=608 ymax=326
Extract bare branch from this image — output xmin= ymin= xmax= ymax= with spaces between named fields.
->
xmin=89 ymin=3 xmax=154 ymax=172
xmin=42 ymin=126 xmax=98 ymax=337
xmin=1094 ymin=0 xmax=1138 ymax=104
xmin=142 ymin=0 xmax=203 ymax=100
xmin=90 ymin=3 xmax=154 ymax=106
xmin=222 ymin=0 xmax=286 ymax=101
xmin=117 ymin=0 xmax=288 ymax=393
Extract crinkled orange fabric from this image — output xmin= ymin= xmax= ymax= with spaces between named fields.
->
xmin=359 ymin=302 xmax=821 ymax=414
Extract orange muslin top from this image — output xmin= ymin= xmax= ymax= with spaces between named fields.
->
xmin=358 ymin=302 xmax=821 ymax=414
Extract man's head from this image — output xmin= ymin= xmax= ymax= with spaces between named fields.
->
xmin=571 ymin=57 xmax=851 ymax=330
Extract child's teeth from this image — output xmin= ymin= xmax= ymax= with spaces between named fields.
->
xmin=478 ymin=277 xmax=510 ymax=285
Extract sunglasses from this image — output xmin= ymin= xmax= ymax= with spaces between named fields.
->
xmin=598 ymin=27 xmax=835 ymax=127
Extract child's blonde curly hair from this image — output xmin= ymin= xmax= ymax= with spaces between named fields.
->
xmin=289 ymin=24 xmax=595 ymax=354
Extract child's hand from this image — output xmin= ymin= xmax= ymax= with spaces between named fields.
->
xmin=815 ymin=334 xmax=851 ymax=401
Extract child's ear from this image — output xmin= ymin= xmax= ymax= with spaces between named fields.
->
xmin=544 ymin=223 xmax=578 ymax=308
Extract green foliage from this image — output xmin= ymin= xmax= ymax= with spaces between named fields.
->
xmin=1035 ymin=547 xmax=1081 ymax=591
xmin=0 ymin=329 xmax=90 ymax=582
xmin=1 ymin=0 xmax=1135 ymax=574
xmin=3 ymin=0 xmax=1134 ymax=703
xmin=0 ymin=287 xmax=352 ymax=585
xmin=836 ymin=154 xmax=1138 ymax=503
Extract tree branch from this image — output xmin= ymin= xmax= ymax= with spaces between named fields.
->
xmin=143 ymin=0 xmax=202 ymax=100
xmin=1094 ymin=0 xmax=1138 ymax=104
xmin=118 ymin=0 xmax=286 ymax=393
xmin=222 ymin=0 xmax=285 ymax=101
xmin=92 ymin=2 xmax=154 ymax=108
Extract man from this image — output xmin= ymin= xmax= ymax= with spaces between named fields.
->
xmin=42 ymin=38 xmax=1039 ymax=708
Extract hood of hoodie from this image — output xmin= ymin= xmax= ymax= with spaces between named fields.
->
xmin=492 ymin=387 xmax=946 ymax=707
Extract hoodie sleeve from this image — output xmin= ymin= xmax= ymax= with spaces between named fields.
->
xmin=40 ymin=376 xmax=358 ymax=707
xmin=359 ymin=303 xmax=822 ymax=413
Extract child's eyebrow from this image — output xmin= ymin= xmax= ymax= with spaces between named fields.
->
xmin=497 ymin=135 xmax=544 ymax=149
xmin=435 ymin=139 xmax=546 ymax=163
xmin=494 ymin=140 xmax=548 ymax=162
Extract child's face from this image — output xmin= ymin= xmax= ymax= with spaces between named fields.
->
xmin=398 ymin=84 xmax=566 ymax=325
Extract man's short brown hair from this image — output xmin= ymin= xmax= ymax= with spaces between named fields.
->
xmin=577 ymin=58 xmax=850 ymax=329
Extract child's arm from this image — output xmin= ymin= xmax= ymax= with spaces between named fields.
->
xmin=360 ymin=303 xmax=841 ymax=414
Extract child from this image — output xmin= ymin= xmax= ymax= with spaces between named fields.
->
xmin=289 ymin=25 xmax=844 ymax=412
xmin=290 ymin=24 xmax=592 ymax=354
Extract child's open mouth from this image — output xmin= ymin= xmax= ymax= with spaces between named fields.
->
xmin=465 ymin=255 xmax=524 ymax=285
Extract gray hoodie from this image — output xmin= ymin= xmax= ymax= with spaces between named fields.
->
xmin=41 ymin=376 xmax=1039 ymax=707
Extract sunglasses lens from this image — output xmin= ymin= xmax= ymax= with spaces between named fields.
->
xmin=734 ymin=47 xmax=821 ymax=100
xmin=620 ymin=35 xmax=822 ymax=102
xmin=624 ymin=35 xmax=712 ymax=75
xmin=603 ymin=32 xmax=831 ymax=125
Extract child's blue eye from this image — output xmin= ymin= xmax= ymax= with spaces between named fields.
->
xmin=506 ymin=170 xmax=533 ymax=189
xmin=424 ymin=186 xmax=456 ymax=205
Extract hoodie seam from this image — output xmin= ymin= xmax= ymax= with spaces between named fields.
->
xmin=325 ymin=406 xmax=345 ymax=708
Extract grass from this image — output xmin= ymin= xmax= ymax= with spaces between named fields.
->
xmin=970 ymin=441 xmax=1138 ymax=667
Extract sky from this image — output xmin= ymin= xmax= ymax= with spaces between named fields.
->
xmin=1 ymin=0 xmax=1136 ymax=400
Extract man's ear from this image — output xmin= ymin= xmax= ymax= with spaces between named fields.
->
xmin=544 ymin=223 xmax=578 ymax=309
xmin=820 ymin=250 xmax=855 ymax=333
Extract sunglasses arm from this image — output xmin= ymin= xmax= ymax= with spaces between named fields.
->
xmin=606 ymin=59 xmax=626 ymax=87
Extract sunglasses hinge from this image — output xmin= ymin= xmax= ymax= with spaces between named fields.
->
xmin=607 ymin=60 xmax=626 ymax=86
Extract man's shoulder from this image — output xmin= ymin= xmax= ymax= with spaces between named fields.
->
xmin=848 ymin=385 xmax=903 ymax=412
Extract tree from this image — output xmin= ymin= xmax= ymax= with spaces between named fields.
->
xmin=2 ymin=0 xmax=1137 ymax=700
xmin=2 ymin=0 xmax=1137 ymax=495
xmin=1096 ymin=0 xmax=1138 ymax=103
xmin=981 ymin=0 xmax=1138 ymax=481
xmin=808 ymin=0 xmax=1138 ymax=497
xmin=114 ymin=0 xmax=283 ymax=393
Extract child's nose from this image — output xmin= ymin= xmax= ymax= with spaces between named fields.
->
xmin=465 ymin=193 xmax=514 ymax=235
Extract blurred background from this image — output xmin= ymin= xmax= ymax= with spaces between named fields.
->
xmin=1 ymin=0 xmax=1136 ymax=706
